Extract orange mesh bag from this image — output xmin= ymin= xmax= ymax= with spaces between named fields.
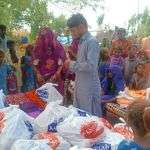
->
xmin=114 ymin=124 xmax=134 ymax=140
xmin=37 ymin=132 xmax=60 ymax=150
xmin=80 ymin=121 xmax=104 ymax=139
xmin=5 ymin=93 xmax=30 ymax=105
xmin=100 ymin=118 xmax=113 ymax=129
xmin=25 ymin=90 xmax=47 ymax=109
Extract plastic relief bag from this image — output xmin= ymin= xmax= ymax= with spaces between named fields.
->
xmin=0 ymin=90 xmax=5 ymax=109
xmin=36 ymin=83 xmax=63 ymax=104
xmin=92 ymin=128 xmax=125 ymax=150
xmin=34 ymin=103 xmax=70 ymax=133
xmin=113 ymin=123 xmax=133 ymax=140
xmin=0 ymin=106 xmax=34 ymax=150
xmin=33 ymin=132 xmax=70 ymax=150
xmin=11 ymin=139 xmax=51 ymax=150
xmin=57 ymin=115 xmax=105 ymax=147
xmin=70 ymin=146 xmax=93 ymax=150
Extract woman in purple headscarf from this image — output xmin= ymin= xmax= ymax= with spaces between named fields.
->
xmin=32 ymin=28 xmax=66 ymax=95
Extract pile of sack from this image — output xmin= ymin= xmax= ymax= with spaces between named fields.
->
xmin=0 ymin=83 xmax=130 ymax=150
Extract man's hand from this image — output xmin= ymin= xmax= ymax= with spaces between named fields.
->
xmin=63 ymin=59 xmax=70 ymax=70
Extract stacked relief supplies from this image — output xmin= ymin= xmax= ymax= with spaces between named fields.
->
xmin=0 ymin=83 xmax=126 ymax=150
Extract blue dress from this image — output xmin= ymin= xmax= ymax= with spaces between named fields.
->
xmin=21 ymin=56 xmax=37 ymax=92
xmin=118 ymin=140 xmax=150 ymax=150
xmin=99 ymin=61 xmax=109 ymax=82
xmin=0 ymin=63 xmax=11 ymax=95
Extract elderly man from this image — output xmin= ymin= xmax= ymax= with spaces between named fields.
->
xmin=66 ymin=14 xmax=101 ymax=116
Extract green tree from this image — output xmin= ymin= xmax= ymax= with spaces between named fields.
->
xmin=0 ymin=0 xmax=104 ymax=41
xmin=51 ymin=15 xmax=67 ymax=34
xmin=128 ymin=8 xmax=150 ymax=37
xmin=51 ymin=0 xmax=104 ymax=11
xmin=97 ymin=14 xmax=104 ymax=26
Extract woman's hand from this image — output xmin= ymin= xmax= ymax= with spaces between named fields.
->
xmin=33 ymin=59 xmax=39 ymax=66
xmin=37 ymin=73 xmax=45 ymax=85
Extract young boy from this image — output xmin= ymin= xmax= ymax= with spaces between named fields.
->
xmin=0 ymin=50 xmax=11 ymax=95
xmin=124 ymin=45 xmax=138 ymax=86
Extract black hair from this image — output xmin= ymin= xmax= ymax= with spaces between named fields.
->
xmin=0 ymin=25 xmax=6 ymax=30
xmin=7 ymin=40 xmax=15 ymax=47
xmin=67 ymin=13 xmax=88 ymax=28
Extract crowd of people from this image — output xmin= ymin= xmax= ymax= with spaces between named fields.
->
xmin=0 ymin=13 xmax=150 ymax=149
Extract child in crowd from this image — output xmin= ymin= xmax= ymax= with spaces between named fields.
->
xmin=0 ymin=50 xmax=11 ymax=95
xmin=110 ymin=48 xmax=124 ymax=69
xmin=101 ymin=65 xmax=125 ymax=100
xmin=7 ymin=40 xmax=18 ymax=64
xmin=7 ymin=40 xmax=19 ymax=94
xmin=101 ymin=65 xmax=125 ymax=116
xmin=118 ymin=100 xmax=150 ymax=150
xmin=124 ymin=45 xmax=138 ymax=86
xmin=98 ymin=48 xmax=110 ymax=82
xmin=130 ymin=63 xmax=147 ymax=90
xmin=21 ymin=45 xmax=37 ymax=92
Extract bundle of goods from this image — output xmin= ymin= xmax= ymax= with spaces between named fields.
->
xmin=0 ymin=83 xmax=133 ymax=149
xmin=5 ymin=83 xmax=63 ymax=118
xmin=113 ymin=123 xmax=134 ymax=140
xmin=0 ymin=106 xmax=34 ymax=150
xmin=34 ymin=103 xmax=70 ymax=133
xmin=33 ymin=132 xmax=71 ymax=150
xmin=11 ymin=140 xmax=51 ymax=150
xmin=0 ymin=90 xmax=5 ymax=109
xmin=57 ymin=113 xmax=124 ymax=148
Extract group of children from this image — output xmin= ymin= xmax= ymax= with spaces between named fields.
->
xmin=99 ymin=44 xmax=149 ymax=101
xmin=0 ymin=40 xmax=37 ymax=95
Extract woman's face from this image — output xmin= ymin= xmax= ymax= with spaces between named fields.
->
xmin=114 ymin=50 xmax=121 ymax=57
xmin=137 ymin=65 xmax=144 ymax=74
xmin=107 ymin=71 xmax=113 ymax=78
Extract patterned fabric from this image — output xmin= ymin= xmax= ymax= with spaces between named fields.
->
xmin=110 ymin=56 xmax=124 ymax=69
xmin=0 ymin=63 xmax=11 ymax=95
xmin=33 ymin=28 xmax=65 ymax=94
xmin=7 ymin=71 xmax=18 ymax=94
xmin=106 ymin=103 xmax=127 ymax=119
xmin=5 ymin=93 xmax=30 ymax=105
xmin=111 ymin=39 xmax=131 ymax=58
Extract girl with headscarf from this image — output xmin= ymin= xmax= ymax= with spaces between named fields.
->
xmin=101 ymin=65 xmax=125 ymax=100
xmin=33 ymin=28 xmax=65 ymax=95
xmin=101 ymin=65 xmax=125 ymax=116
xmin=111 ymin=28 xmax=132 ymax=58
xmin=21 ymin=44 xmax=37 ymax=92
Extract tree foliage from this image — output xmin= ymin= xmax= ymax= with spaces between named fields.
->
xmin=97 ymin=14 xmax=104 ymax=26
xmin=51 ymin=0 xmax=104 ymax=11
xmin=128 ymin=8 xmax=150 ymax=37
xmin=0 ymin=0 xmax=104 ymax=41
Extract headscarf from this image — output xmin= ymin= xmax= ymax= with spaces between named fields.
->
xmin=33 ymin=27 xmax=65 ymax=61
xmin=101 ymin=65 xmax=125 ymax=96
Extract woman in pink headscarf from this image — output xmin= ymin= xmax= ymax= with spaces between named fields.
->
xmin=33 ymin=28 xmax=66 ymax=94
